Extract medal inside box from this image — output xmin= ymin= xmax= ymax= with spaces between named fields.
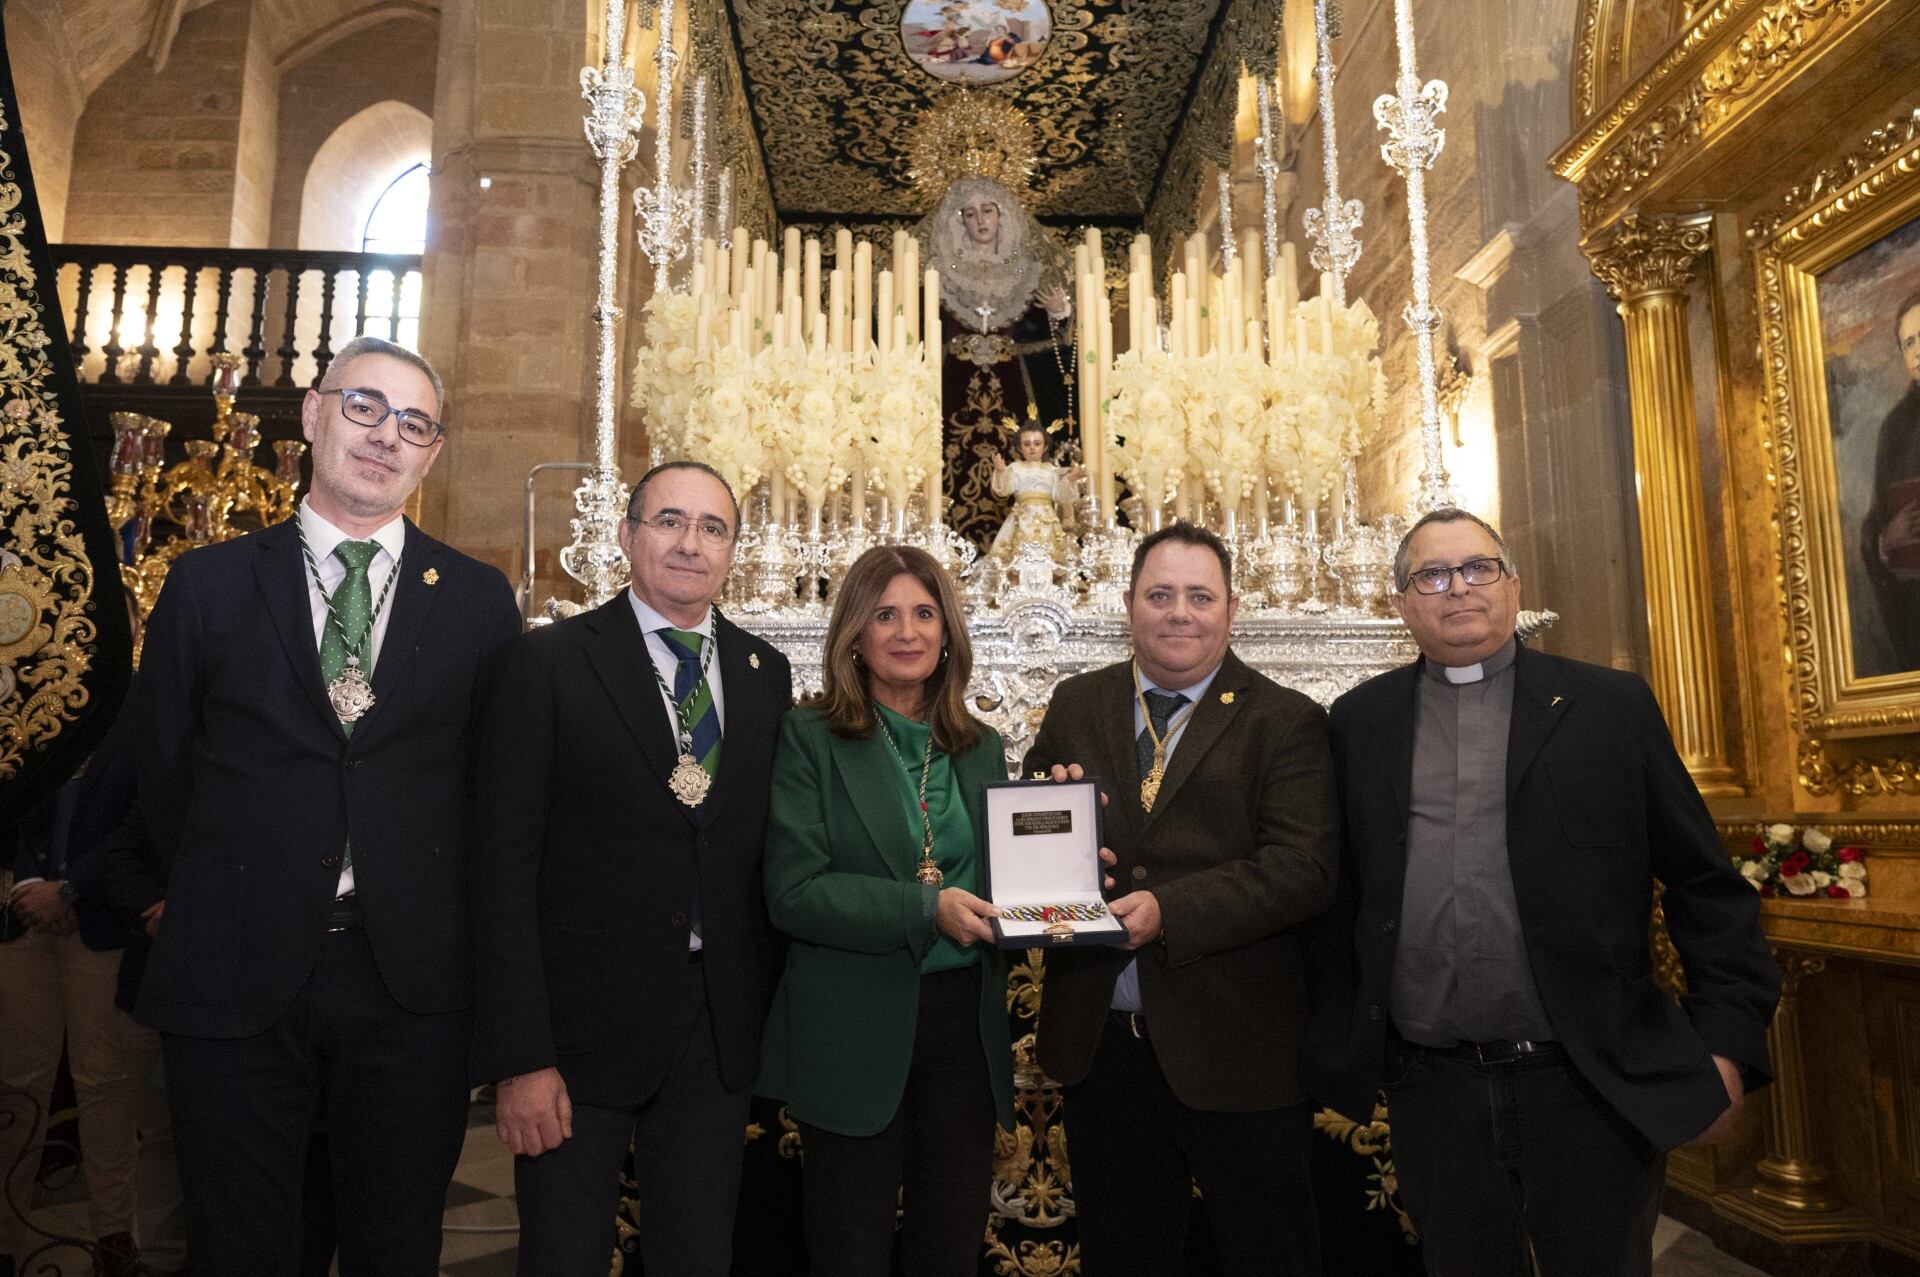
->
xmin=981 ymin=779 xmax=1127 ymax=947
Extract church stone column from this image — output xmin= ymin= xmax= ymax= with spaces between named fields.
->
xmin=416 ymin=0 xmax=606 ymax=602
xmin=1586 ymin=213 xmax=1741 ymax=796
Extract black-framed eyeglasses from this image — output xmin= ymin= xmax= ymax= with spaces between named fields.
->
xmin=1402 ymin=557 xmax=1507 ymax=595
xmin=626 ymin=513 xmax=734 ymax=546
xmin=325 ymin=388 xmax=444 ymax=447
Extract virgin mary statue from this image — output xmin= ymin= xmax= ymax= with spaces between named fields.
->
xmin=918 ymin=176 xmax=1075 ymax=550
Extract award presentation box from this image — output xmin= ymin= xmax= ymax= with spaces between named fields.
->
xmin=979 ymin=779 xmax=1127 ymax=947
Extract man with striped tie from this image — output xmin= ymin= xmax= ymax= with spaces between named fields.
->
xmin=472 ymin=461 xmax=792 ymax=1275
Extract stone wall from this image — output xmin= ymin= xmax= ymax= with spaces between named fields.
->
xmin=63 ymin=0 xmax=278 ymax=246
xmin=4 ymin=0 xmax=87 ymax=239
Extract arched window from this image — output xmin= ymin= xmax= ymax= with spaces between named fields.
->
xmin=360 ymin=163 xmax=429 ymax=348
xmin=362 ymin=163 xmax=430 ymax=254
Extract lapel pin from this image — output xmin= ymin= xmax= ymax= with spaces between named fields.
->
xmin=1219 ymin=691 xmax=1235 ymax=705
xmin=422 ymin=568 xmax=439 ymax=586
xmin=1550 ymin=695 xmax=1564 ymax=708
xmin=749 ymin=651 xmax=760 ymax=669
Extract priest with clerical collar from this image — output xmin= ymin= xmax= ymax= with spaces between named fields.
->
xmin=1307 ymin=506 xmax=1781 ymax=1277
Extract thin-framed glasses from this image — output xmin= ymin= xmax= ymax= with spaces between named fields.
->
xmin=627 ymin=513 xmax=734 ymax=546
xmin=325 ymin=388 xmax=444 ymax=447
xmin=1403 ymin=557 xmax=1507 ymax=595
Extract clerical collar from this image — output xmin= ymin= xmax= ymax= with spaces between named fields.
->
xmin=1422 ymin=636 xmax=1518 ymax=686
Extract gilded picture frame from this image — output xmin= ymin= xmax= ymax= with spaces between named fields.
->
xmin=1759 ymin=132 xmax=1920 ymax=743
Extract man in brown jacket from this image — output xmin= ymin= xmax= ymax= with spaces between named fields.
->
xmin=1023 ymin=521 xmax=1339 ymax=1277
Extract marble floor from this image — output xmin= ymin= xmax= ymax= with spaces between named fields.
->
xmin=16 ymin=1095 xmax=1776 ymax=1276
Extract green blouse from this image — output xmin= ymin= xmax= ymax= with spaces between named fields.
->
xmin=874 ymin=703 xmax=983 ymax=974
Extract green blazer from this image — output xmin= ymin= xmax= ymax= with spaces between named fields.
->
xmin=757 ymin=705 xmax=1016 ymax=1137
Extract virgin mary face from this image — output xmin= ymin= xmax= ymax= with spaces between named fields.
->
xmin=960 ymin=199 xmax=1001 ymax=250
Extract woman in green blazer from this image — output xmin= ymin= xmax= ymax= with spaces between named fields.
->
xmin=758 ymin=544 xmax=1015 ymax=1277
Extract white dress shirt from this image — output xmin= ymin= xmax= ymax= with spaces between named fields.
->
xmin=625 ymin=590 xmax=727 ymax=732
xmin=626 ymin=589 xmax=725 ymax=952
xmin=298 ymin=499 xmax=407 ymax=899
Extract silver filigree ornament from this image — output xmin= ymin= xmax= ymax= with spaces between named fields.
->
xmin=1301 ymin=0 xmax=1364 ymax=303
xmin=632 ymin=0 xmax=698 ymax=285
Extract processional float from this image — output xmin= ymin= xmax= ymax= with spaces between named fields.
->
xmin=537 ymin=0 xmax=1551 ymax=761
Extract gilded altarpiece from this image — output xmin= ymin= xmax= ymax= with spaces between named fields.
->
xmin=1556 ymin=0 xmax=1920 ymax=1263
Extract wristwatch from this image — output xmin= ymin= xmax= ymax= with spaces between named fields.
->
xmin=56 ymin=880 xmax=78 ymax=903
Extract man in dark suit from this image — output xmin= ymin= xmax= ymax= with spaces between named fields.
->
xmin=472 ymin=461 xmax=793 ymax=1275
xmin=1306 ymin=507 xmax=1780 ymax=1277
xmin=130 ymin=335 xmax=521 ymax=1275
xmin=1022 ymin=522 xmax=1339 ymax=1276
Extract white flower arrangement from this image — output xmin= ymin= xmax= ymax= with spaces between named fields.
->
xmin=1735 ymin=824 xmax=1867 ymax=900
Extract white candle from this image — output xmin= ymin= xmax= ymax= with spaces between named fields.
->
xmin=804 ymin=238 xmax=821 ymax=344
xmin=903 ymin=237 xmax=920 ymax=344
xmin=1170 ymin=272 xmax=1187 ymax=357
xmin=924 ymin=268 xmax=940 ymax=368
xmin=877 ymin=269 xmax=894 ymax=356
xmin=829 ymin=269 xmax=847 ymax=354
xmin=853 ymin=241 xmax=872 ymax=355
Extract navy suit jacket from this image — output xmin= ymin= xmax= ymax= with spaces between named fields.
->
xmin=130 ymin=516 xmax=520 ymax=1038
xmin=1305 ymin=643 xmax=1781 ymax=1151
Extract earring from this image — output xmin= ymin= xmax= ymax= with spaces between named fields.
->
xmin=939 ymin=645 xmax=950 ymax=663
xmin=852 ymin=647 xmax=865 ymax=667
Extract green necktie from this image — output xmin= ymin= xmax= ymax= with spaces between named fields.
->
xmin=662 ymin=627 xmax=722 ymax=778
xmin=318 ymin=540 xmax=377 ymax=885
xmin=319 ymin=540 xmax=380 ymax=739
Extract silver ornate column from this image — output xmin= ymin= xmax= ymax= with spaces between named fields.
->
xmin=559 ymin=0 xmax=647 ymax=607
xmin=1256 ymin=77 xmax=1281 ymax=279
xmin=1374 ymin=0 xmax=1454 ymax=511
xmin=632 ymin=0 xmax=696 ymax=285
xmin=1302 ymin=0 xmax=1362 ymax=306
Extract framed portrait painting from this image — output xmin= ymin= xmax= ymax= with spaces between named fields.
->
xmin=1760 ymin=134 xmax=1920 ymax=741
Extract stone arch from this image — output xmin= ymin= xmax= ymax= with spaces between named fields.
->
xmin=296 ymin=99 xmax=433 ymax=250
xmin=269 ymin=10 xmax=438 ymax=248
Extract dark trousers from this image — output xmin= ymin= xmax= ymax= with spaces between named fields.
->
xmin=796 ymin=965 xmax=997 ymax=1277
xmin=1064 ymin=1014 xmax=1319 ymax=1277
xmin=162 ymin=928 xmax=470 ymax=1277
xmin=513 ymin=955 xmax=750 ymax=1277
xmin=1384 ymin=1043 xmax=1665 ymax=1277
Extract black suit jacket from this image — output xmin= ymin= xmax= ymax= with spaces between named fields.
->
xmin=9 ymin=705 xmax=136 ymax=953
xmin=469 ymin=595 xmax=793 ymax=1107
xmin=1021 ymin=651 xmax=1339 ymax=1111
xmin=130 ymin=517 xmax=520 ymax=1037
xmin=1305 ymin=644 xmax=1781 ymax=1151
